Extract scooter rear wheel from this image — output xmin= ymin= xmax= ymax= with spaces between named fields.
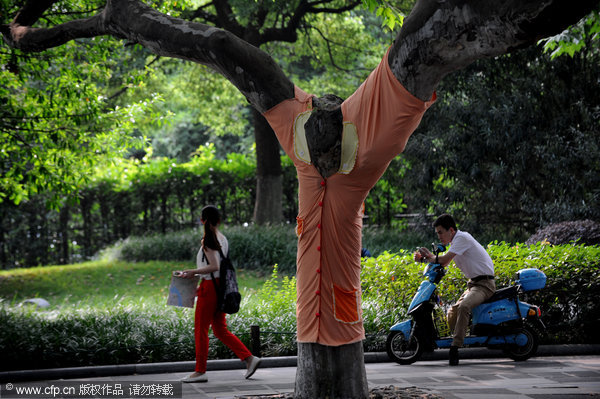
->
xmin=503 ymin=325 xmax=539 ymax=361
xmin=386 ymin=331 xmax=423 ymax=365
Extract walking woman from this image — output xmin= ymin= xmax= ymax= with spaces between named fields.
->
xmin=178 ymin=205 xmax=260 ymax=383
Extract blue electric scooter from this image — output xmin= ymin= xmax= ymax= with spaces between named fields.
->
xmin=386 ymin=244 xmax=546 ymax=365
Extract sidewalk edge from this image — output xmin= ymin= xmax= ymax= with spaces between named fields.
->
xmin=2 ymin=344 xmax=599 ymax=383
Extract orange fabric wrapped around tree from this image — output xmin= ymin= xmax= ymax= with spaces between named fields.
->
xmin=263 ymin=50 xmax=436 ymax=346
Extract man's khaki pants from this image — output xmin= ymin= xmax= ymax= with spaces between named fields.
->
xmin=447 ymin=279 xmax=496 ymax=347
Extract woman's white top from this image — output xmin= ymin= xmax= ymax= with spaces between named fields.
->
xmin=195 ymin=232 xmax=229 ymax=280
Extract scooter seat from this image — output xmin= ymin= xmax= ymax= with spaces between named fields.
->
xmin=483 ymin=286 xmax=519 ymax=303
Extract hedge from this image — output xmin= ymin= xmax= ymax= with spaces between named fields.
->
xmin=0 ymin=242 xmax=598 ymax=371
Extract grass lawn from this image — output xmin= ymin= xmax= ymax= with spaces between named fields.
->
xmin=0 ymin=260 xmax=267 ymax=309
xmin=0 ymin=261 xmax=297 ymax=371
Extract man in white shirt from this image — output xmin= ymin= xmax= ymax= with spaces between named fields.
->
xmin=416 ymin=214 xmax=495 ymax=365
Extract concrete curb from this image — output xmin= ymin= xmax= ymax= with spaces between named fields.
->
xmin=2 ymin=345 xmax=599 ymax=383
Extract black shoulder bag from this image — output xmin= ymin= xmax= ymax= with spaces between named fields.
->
xmin=209 ymin=248 xmax=241 ymax=314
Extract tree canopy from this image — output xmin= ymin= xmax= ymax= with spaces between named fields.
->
xmin=0 ymin=1 xmax=171 ymax=207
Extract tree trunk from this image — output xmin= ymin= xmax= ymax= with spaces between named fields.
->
xmin=80 ymin=192 xmax=92 ymax=259
xmin=295 ymin=341 xmax=368 ymax=399
xmin=58 ymin=204 xmax=69 ymax=265
xmin=252 ymin=108 xmax=283 ymax=224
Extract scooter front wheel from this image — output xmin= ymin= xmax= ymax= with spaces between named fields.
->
xmin=386 ymin=331 xmax=423 ymax=365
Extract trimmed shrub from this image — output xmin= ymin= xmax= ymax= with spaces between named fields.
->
xmin=361 ymin=242 xmax=600 ymax=347
xmin=106 ymin=224 xmax=422 ymax=274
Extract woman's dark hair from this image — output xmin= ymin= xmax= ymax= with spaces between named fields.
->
xmin=201 ymin=205 xmax=221 ymax=250
xmin=433 ymin=214 xmax=457 ymax=231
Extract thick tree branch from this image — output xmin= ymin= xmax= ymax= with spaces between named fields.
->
xmin=2 ymin=0 xmax=293 ymax=113
xmin=182 ymin=1 xmax=360 ymax=47
xmin=306 ymin=0 xmax=362 ymax=14
xmin=2 ymin=12 xmax=107 ymax=51
xmin=12 ymin=0 xmax=57 ymax=26
xmin=390 ymin=0 xmax=600 ymax=101
xmin=258 ymin=1 xmax=361 ymax=45
xmin=212 ymin=0 xmax=244 ymax=37
xmin=110 ymin=0 xmax=294 ymax=111
xmin=251 ymin=5 xmax=270 ymax=32
xmin=184 ymin=3 xmax=218 ymax=25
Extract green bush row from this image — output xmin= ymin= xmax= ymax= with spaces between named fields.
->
xmin=360 ymin=242 xmax=600 ymax=345
xmin=0 ymin=267 xmax=297 ymax=371
xmin=1 ymin=242 xmax=598 ymax=371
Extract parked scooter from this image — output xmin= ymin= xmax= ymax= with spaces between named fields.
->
xmin=386 ymin=243 xmax=546 ymax=365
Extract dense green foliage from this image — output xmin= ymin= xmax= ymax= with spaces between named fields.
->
xmin=401 ymin=44 xmax=599 ymax=242
xmin=541 ymin=10 xmax=600 ymax=58
xmin=0 ymin=0 xmax=163 ymax=207
xmin=0 ymin=242 xmax=598 ymax=371
xmin=0 ymin=147 xmax=415 ymax=269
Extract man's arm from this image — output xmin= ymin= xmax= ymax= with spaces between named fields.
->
xmin=416 ymin=247 xmax=456 ymax=267
xmin=434 ymin=251 xmax=456 ymax=267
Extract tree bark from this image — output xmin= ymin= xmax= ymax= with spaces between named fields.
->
xmin=80 ymin=193 xmax=93 ymax=259
xmin=295 ymin=341 xmax=368 ymax=399
xmin=389 ymin=0 xmax=600 ymax=101
xmin=58 ymin=204 xmax=70 ymax=265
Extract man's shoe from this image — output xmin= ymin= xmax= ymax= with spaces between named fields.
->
xmin=449 ymin=346 xmax=459 ymax=366
xmin=245 ymin=356 xmax=261 ymax=379
xmin=181 ymin=372 xmax=208 ymax=383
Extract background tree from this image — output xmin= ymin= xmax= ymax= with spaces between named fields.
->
xmin=400 ymin=42 xmax=599 ymax=241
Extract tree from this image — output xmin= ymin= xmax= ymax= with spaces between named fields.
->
xmin=3 ymin=0 xmax=598 ymax=397
xmin=399 ymin=43 xmax=600 ymax=241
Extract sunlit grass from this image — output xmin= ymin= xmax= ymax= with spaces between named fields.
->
xmin=0 ymin=262 xmax=294 ymax=371
xmin=0 ymin=260 xmax=267 ymax=310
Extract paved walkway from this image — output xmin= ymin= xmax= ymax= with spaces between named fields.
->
xmin=2 ymin=346 xmax=600 ymax=398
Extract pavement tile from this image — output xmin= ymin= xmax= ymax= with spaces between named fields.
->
xmin=2 ymin=349 xmax=600 ymax=398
